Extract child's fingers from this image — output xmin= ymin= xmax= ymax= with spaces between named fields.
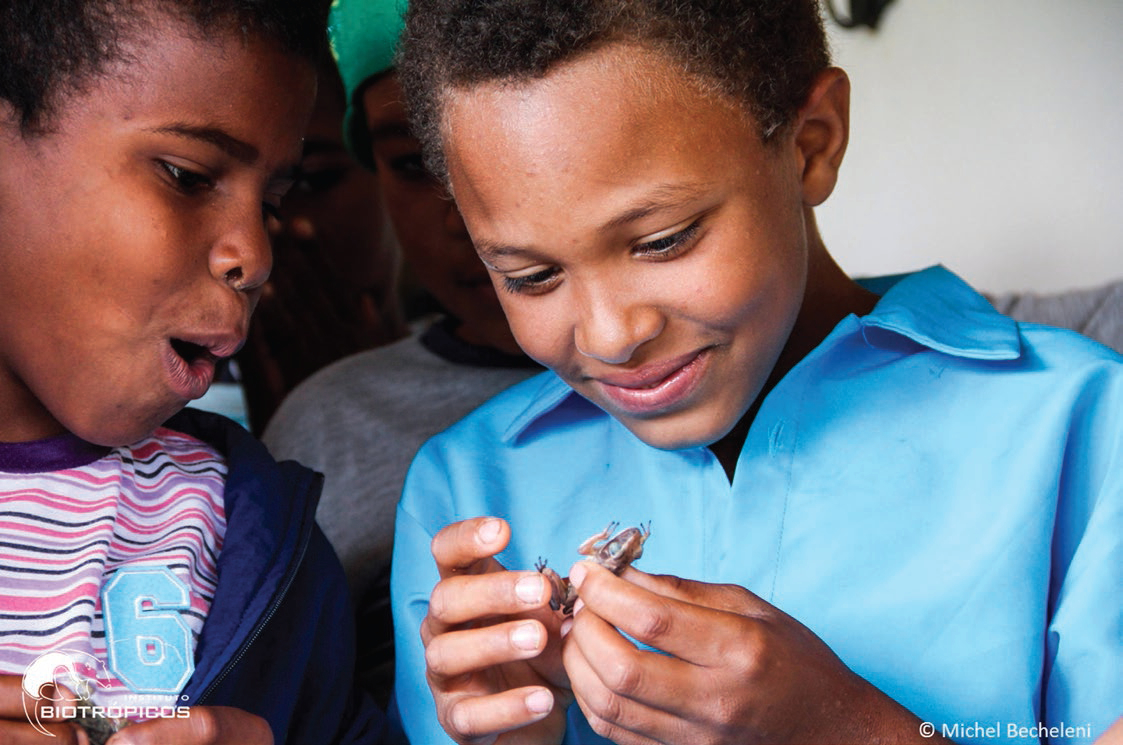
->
xmin=0 ymin=720 xmax=86 ymax=745
xmin=430 ymin=517 xmax=511 ymax=578
xmin=0 ymin=676 xmax=74 ymax=722
xmin=426 ymin=620 xmax=547 ymax=682
xmin=440 ymin=687 xmax=555 ymax=744
xmin=614 ymin=565 xmax=761 ymax=616
xmin=568 ymin=562 xmax=752 ymax=665
xmin=107 ymin=705 xmax=272 ymax=745
xmin=0 ymin=674 xmax=29 ymax=718
xmin=0 ymin=676 xmax=84 ymax=744
xmin=429 ymin=571 xmax=549 ymax=628
xmin=565 ymin=600 xmax=699 ymax=719
xmin=566 ymin=645 xmax=672 ymax=745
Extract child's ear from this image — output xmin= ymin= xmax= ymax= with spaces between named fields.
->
xmin=792 ymin=68 xmax=850 ymax=207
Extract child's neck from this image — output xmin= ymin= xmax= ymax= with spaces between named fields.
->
xmin=708 ymin=235 xmax=878 ymax=482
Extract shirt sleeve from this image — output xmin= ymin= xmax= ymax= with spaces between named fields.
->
xmin=1043 ymin=362 xmax=1123 ymax=742
xmin=389 ymin=446 xmax=459 ymax=745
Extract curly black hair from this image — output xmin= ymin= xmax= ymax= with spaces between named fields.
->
xmin=0 ymin=0 xmax=330 ymax=134
xmin=398 ymin=0 xmax=832 ymax=183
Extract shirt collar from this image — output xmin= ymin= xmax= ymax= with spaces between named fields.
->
xmin=857 ymin=265 xmax=1021 ymax=360
xmin=502 ymin=373 xmax=578 ymax=443
xmin=503 ymin=265 xmax=1022 ymax=443
xmin=0 ymin=432 xmax=112 ymax=473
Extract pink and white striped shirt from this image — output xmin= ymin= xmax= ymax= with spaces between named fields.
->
xmin=0 ymin=426 xmax=226 ymax=711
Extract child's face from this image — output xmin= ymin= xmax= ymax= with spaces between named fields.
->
xmin=362 ymin=73 xmax=521 ymax=355
xmin=280 ymin=74 xmax=393 ymax=299
xmin=444 ymin=45 xmax=814 ymax=450
xmin=0 ymin=20 xmax=315 ymax=445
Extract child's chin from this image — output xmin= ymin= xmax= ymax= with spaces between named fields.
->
xmin=619 ymin=413 xmax=724 ymax=453
xmin=70 ymin=407 xmax=177 ymax=447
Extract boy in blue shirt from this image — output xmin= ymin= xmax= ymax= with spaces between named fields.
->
xmin=388 ymin=0 xmax=1123 ymax=743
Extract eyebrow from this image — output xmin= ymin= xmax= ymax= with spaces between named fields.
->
xmin=475 ymin=182 xmax=712 ymax=262
xmin=149 ymin=123 xmax=260 ymax=165
xmin=600 ymin=184 xmax=712 ymax=232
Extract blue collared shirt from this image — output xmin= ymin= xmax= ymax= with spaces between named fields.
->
xmin=390 ymin=266 xmax=1122 ymax=744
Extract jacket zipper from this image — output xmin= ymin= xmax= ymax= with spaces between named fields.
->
xmin=194 ymin=499 xmax=315 ymax=705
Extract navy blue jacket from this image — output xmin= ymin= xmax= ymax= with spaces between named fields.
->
xmin=169 ymin=408 xmax=384 ymax=744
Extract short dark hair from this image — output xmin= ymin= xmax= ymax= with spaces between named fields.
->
xmin=0 ymin=0 xmax=330 ymax=134
xmin=398 ymin=0 xmax=832 ymax=183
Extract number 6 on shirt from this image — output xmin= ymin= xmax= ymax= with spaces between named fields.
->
xmin=101 ymin=567 xmax=195 ymax=694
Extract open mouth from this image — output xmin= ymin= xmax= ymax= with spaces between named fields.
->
xmin=164 ymin=337 xmax=221 ymax=401
xmin=170 ymin=338 xmax=211 ymax=365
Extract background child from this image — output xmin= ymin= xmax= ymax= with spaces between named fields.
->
xmin=0 ymin=0 xmax=381 ymax=742
xmin=386 ymin=0 xmax=1123 ymax=743
xmin=233 ymin=52 xmax=408 ymax=435
xmin=262 ymin=0 xmax=541 ymax=707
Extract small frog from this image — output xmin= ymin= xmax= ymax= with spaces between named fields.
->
xmin=70 ymin=692 xmax=130 ymax=745
xmin=536 ymin=521 xmax=651 ymax=616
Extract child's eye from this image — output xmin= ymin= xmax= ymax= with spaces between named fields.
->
xmin=502 ymin=266 xmax=561 ymax=295
xmin=262 ymin=202 xmax=282 ymax=221
xmin=387 ymin=153 xmax=433 ymax=183
xmin=293 ymin=165 xmax=348 ymax=195
xmin=634 ymin=220 xmax=701 ymax=259
xmin=159 ymin=161 xmax=213 ymax=193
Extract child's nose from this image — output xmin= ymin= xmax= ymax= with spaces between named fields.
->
xmin=209 ymin=211 xmax=273 ymax=291
xmin=574 ymin=289 xmax=664 ymax=365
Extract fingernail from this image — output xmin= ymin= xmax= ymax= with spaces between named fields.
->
xmin=572 ymin=598 xmax=585 ymax=615
xmin=511 ymin=622 xmax=541 ymax=651
xmin=478 ymin=518 xmax=501 ymax=544
xmin=515 ymin=574 xmax=544 ymax=604
xmin=560 ymin=617 xmax=574 ymax=637
xmin=569 ymin=562 xmax=589 ymax=588
xmin=525 ymin=689 xmax=553 ymax=714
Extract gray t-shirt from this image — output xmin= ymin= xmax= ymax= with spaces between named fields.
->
xmin=262 ymin=324 xmax=540 ymax=597
xmin=988 ymin=279 xmax=1123 ymax=353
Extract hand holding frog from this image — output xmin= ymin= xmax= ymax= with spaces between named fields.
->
xmin=1 ymin=673 xmax=271 ymax=745
xmin=423 ymin=517 xmax=573 ymax=744
xmin=562 ymin=565 xmax=951 ymax=745
xmin=0 ymin=674 xmax=84 ymax=744
xmin=104 ymin=706 xmax=271 ymax=745
xmin=537 ymin=522 xmax=650 ymax=615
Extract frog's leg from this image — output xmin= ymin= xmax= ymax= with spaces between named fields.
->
xmin=535 ymin=558 xmax=572 ymax=613
xmin=577 ymin=521 xmax=619 ymax=556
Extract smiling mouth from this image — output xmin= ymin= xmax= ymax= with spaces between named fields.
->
xmin=592 ymin=348 xmax=711 ymax=416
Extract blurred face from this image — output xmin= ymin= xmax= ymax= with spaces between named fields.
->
xmin=0 ymin=18 xmax=315 ymax=445
xmin=443 ymin=45 xmax=814 ymax=450
xmin=279 ymin=72 xmax=395 ymax=296
xmin=362 ymin=73 xmax=520 ymax=354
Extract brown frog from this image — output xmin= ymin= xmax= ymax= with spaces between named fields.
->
xmin=536 ymin=522 xmax=651 ymax=616
xmin=70 ymin=691 xmax=130 ymax=745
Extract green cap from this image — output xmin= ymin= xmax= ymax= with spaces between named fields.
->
xmin=328 ymin=0 xmax=408 ymax=169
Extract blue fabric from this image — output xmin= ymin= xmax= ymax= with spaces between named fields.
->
xmin=390 ymin=266 xmax=1122 ymax=745
xmin=168 ymin=408 xmax=385 ymax=745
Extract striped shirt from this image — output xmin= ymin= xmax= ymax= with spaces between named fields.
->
xmin=0 ymin=426 xmax=226 ymax=711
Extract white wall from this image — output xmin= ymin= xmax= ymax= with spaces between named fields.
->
xmin=817 ymin=0 xmax=1123 ymax=293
